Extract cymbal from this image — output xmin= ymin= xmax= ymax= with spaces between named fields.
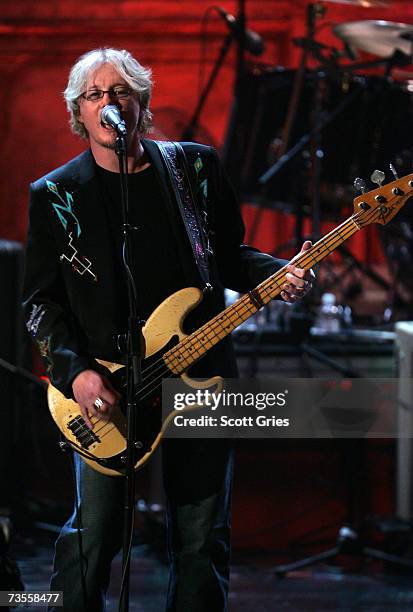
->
xmin=334 ymin=20 xmax=413 ymax=58
xmin=324 ymin=0 xmax=388 ymax=6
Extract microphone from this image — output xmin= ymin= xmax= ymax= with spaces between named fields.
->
xmin=101 ymin=105 xmax=127 ymax=135
xmin=216 ymin=7 xmax=265 ymax=56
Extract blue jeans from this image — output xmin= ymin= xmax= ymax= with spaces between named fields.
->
xmin=50 ymin=440 xmax=233 ymax=611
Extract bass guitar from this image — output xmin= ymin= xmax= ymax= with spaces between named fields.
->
xmin=48 ymin=172 xmax=413 ymax=475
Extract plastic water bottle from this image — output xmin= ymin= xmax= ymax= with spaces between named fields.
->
xmin=312 ymin=292 xmax=341 ymax=334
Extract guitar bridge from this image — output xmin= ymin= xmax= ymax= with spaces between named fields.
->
xmin=67 ymin=416 xmax=100 ymax=449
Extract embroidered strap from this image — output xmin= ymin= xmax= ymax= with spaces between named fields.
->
xmin=154 ymin=141 xmax=211 ymax=289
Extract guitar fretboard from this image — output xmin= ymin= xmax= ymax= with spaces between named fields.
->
xmin=163 ymin=214 xmax=362 ymax=374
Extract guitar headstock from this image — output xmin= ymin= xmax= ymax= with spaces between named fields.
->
xmin=353 ymin=172 xmax=413 ymax=227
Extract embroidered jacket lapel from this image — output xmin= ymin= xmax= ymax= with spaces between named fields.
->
xmin=56 ymin=149 xmax=115 ymax=288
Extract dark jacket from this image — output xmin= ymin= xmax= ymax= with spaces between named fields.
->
xmin=23 ymin=139 xmax=285 ymax=398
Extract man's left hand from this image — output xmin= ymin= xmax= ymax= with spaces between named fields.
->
xmin=281 ymin=240 xmax=315 ymax=303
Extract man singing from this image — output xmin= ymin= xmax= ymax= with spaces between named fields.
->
xmin=23 ymin=48 xmax=314 ymax=611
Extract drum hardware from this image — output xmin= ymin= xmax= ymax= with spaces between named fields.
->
xmin=255 ymin=14 xmax=413 ymax=249
xmin=223 ymin=4 xmax=413 ymax=322
xmin=250 ymin=2 xmax=333 ymax=251
xmin=274 ymin=362 xmax=413 ymax=578
xmin=224 ymin=7 xmax=413 ymax=322
xmin=378 ymin=209 xmax=413 ymax=321
xmin=245 ymin=2 xmax=326 ymax=245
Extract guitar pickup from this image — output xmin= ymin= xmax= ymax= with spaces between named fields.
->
xmin=67 ymin=416 xmax=100 ymax=449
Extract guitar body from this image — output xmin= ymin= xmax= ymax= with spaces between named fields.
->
xmin=47 ymin=287 xmax=223 ymax=476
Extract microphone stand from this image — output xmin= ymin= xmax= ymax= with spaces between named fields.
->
xmin=115 ymin=130 xmax=145 ymax=612
xmin=181 ymin=0 xmax=253 ymax=141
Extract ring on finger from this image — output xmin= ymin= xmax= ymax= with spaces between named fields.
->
xmin=94 ymin=396 xmax=105 ymax=410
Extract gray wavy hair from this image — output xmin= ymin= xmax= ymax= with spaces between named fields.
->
xmin=64 ymin=48 xmax=153 ymax=140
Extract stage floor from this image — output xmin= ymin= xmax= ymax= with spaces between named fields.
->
xmin=14 ymin=531 xmax=413 ymax=611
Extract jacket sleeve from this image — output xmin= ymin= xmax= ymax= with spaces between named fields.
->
xmin=22 ymin=184 xmax=93 ymax=398
xmin=208 ymin=147 xmax=287 ymax=293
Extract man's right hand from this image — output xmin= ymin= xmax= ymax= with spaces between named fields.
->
xmin=72 ymin=369 xmax=121 ymax=429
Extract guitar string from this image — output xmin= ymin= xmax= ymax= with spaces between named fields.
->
xmin=91 ymin=206 xmax=380 ymax=440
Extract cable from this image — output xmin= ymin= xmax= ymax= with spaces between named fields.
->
xmin=118 ymin=506 xmax=135 ymax=612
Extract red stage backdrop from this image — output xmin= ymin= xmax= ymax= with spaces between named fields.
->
xmin=1 ymin=0 xmax=413 ymax=259
xmin=1 ymin=0 xmax=411 ymax=552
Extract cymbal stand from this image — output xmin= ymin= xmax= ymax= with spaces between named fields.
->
xmin=248 ymin=2 xmax=325 ymax=246
xmin=274 ymin=347 xmax=413 ymax=577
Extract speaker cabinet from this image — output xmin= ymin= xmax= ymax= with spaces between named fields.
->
xmin=0 ymin=240 xmax=24 ymax=512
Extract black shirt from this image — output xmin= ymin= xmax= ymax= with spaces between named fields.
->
xmin=96 ymin=163 xmax=187 ymax=332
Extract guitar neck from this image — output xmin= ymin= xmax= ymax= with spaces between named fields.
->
xmin=164 ymin=214 xmax=361 ymax=373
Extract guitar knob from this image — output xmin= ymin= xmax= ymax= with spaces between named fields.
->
xmin=354 ymin=177 xmax=367 ymax=194
xmin=370 ymin=170 xmax=385 ymax=187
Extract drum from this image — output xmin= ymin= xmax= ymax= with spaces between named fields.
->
xmin=223 ymin=67 xmax=413 ymax=216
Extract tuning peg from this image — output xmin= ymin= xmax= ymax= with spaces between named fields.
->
xmin=370 ymin=169 xmax=385 ymax=187
xmin=354 ymin=177 xmax=367 ymax=194
xmin=389 ymin=163 xmax=399 ymax=180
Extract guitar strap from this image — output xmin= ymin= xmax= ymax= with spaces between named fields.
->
xmin=154 ymin=141 xmax=212 ymax=290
